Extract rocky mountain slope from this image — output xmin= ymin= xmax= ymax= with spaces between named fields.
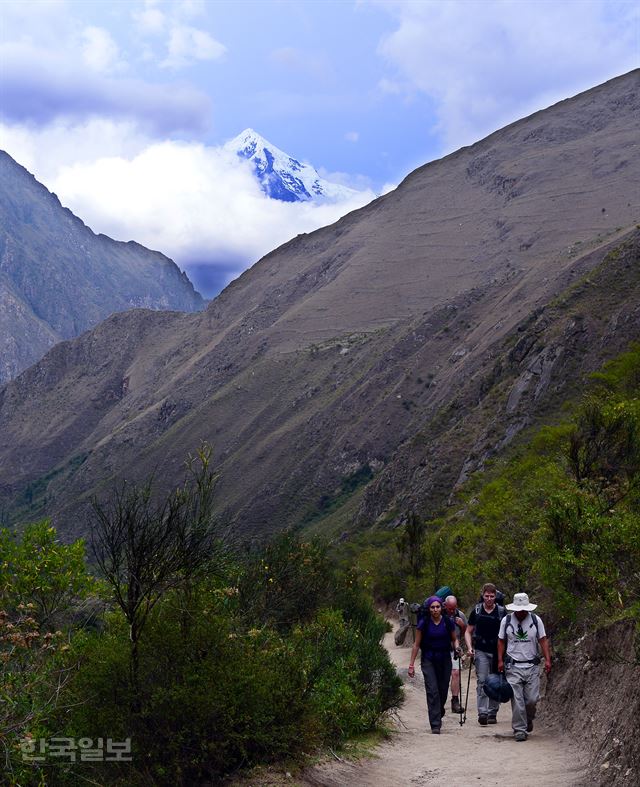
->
xmin=540 ymin=618 xmax=639 ymax=785
xmin=0 ymin=152 xmax=204 ymax=384
xmin=0 ymin=70 xmax=638 ymax=540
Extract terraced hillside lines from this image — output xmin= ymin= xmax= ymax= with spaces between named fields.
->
xmin=356 ymin=230 xmax=640 ymax=527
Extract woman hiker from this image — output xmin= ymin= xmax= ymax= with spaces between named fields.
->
xmin=408 ymin=595 xmax=461 ymax=733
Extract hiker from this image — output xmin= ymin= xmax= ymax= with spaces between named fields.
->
xmin=465 ymin=582 xmax=505 ymax=725
xmin=396 ymin=597 xmax=410 ymax=627
xmin=444 ymin=595 xmax=467 ymax=713
xmin=497 ymin=592 xmax=552 ymax=742
xmin=394 ymin=597 xmax=412 ymax=646
xmin=408 ymin=595 xmax=461 ymax=734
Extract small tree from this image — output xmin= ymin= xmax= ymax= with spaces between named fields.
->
xmin=423 ymin=528 xmax=449 ymax=592
xmin=566 ymin=397 xmax=640 ymax=510
xmin=91 ymin=445 xmax=226 ymax=698
xmin=396 ymin=510 xmax=426 ymax=579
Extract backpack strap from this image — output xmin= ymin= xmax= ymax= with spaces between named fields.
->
xmin=531 ymin=612 xmax=540 ymax=637
xmin=476 ymin=603 xmax=504 ymax=620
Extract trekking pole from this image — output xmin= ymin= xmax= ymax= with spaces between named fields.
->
xmin=455 ymin=650 xmax=464 ymax=725
xmin=460 ymin=654 xmax=473 ymax=726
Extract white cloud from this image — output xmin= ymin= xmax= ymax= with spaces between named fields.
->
xmin=377 ymin=0 xmax=639 ymax=152
xmin=162 ymin=25 xmax=226 ymax=69
xmin=177 ymin=0 xmax=207 ymax=19
xmin=133 ymin=4 xmax=166 ymax=36
xmin=0 ymin=120 xmax=375 ymax=286
xmin=81 ymin=26 xmax=123 ymax=73
xmin=0 ymin=37 xmax=212 ymax=134
xmin=0 ymin=118 xmax=153 ymax=181
xmin=344 ymin=131 xmax=359 ymax=143
xmin=0 ymin=0 xmax=70 ymax=48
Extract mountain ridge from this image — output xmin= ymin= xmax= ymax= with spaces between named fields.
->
xmin=0 ymin=151 xmax=205 ymax=383
xmin=0 ymin=70 xmax=638 ymax=540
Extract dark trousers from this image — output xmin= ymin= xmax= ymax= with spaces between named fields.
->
xmin=421 ymin=656 xmax=452 ymax=730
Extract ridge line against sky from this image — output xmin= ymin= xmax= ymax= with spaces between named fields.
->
xmin=1 ymin=0 xmax=638 ymax=297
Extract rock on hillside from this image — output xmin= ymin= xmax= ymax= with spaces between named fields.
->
xmin=539 ymin=619 xmax=640 ymax=785
xmin=0 ymin=152 xmax=204 ymax=383
xmin=0 ymin=70 xmax=638 ymax=540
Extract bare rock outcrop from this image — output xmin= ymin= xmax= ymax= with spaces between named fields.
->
xmin=540 ymin=619 xmax=640 ymax=785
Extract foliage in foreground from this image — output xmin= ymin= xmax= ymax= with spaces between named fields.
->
xmin=0 ymin=520 xmax=96 ymax=783
xmin=2 ymin=500 xmax=401 ymax=785
xmin=351 ymin=343 xmax=640 ymax=630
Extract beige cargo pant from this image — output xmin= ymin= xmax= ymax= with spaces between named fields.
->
xmin=505 ymin=662 xmax=540 ymax=734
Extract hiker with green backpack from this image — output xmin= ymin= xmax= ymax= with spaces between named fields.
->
xmin=497 ymin=592 xmax=552 ymax=742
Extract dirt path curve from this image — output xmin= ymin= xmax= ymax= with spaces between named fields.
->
xmin=302 ymin=626 xmax=589 ymax=787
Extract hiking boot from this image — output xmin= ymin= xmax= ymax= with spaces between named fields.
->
xmin=514 ymin=731 xmax=528 ymax=742
xmin=478 ymin=715 xmax=488 ymax=726
xmin=431 ymin=727 xmax=441 ymax=734
xmin=487 ymin=716 xmax=497 ymax=725
xmin=527 ymin=719 xmax=534 ymax=733
xmin=451 ymin=696 xmax=463 ymax=714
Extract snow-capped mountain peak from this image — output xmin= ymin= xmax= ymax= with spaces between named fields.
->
xmin=224 ymin=128 xmax=358 ymax=204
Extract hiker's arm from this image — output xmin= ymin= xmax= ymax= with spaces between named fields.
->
xmin=540 ymin=636 xmax=552 ymax=673
xmin=408 ymin=628 xmax=421 ymax=677
xmin=455 ymin=616 xmax=467 ymax=636
xmin=497 ymin=637 xmax=505 ymax=672
xmin=465 ymin=624 xmax=475 ymax=657
xmin=450 ymin=628 xmax=461 ymax=656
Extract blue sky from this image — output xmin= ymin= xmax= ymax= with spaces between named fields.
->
xmin=1 ymin=0 xmax=638 ymax=295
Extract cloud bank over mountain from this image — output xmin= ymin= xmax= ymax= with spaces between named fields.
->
xmin=0 ymin=120 xmax=377 ymax=296
xmin=0 ymin=0 xmax=636 ymax=294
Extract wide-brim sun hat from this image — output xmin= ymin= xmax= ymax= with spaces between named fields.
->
xmin=505 ymin=592 xmax=537 ymax=612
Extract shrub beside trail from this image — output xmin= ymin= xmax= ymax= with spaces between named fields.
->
xmin=2 ymin=513 xmax=402 ymax=785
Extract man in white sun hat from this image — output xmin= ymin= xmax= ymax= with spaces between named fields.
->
xmin=497 ymin=592 xmax=552 ymax=742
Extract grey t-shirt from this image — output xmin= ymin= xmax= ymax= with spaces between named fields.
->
xmin=499 ymin=612 xmax=546 ymax=661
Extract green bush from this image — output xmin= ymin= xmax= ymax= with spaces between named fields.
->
xmin=441 ymin=343 xmax=640 ymax=627
xmin=237 ymin=531 xmax=332 ymax=632
xmin=340 ymin=343 xmax=640 ymax=632
xmin=0 ymin=520 xmax=94 ymax=627
xmin=51 ymin=534 xmax=402 ymax=785
xmin=0 ymin=521 xmax=95 ymax=786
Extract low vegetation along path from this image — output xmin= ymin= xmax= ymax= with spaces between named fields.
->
xmin=303 ymin=625 xmax=587 ymax=787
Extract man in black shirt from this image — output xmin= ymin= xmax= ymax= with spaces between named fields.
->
xmin=465 ymin=583 xmax=505 ymax=725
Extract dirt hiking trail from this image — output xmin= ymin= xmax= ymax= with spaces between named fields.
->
xmin=302 ymin=626 xmax=589 ymax=787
